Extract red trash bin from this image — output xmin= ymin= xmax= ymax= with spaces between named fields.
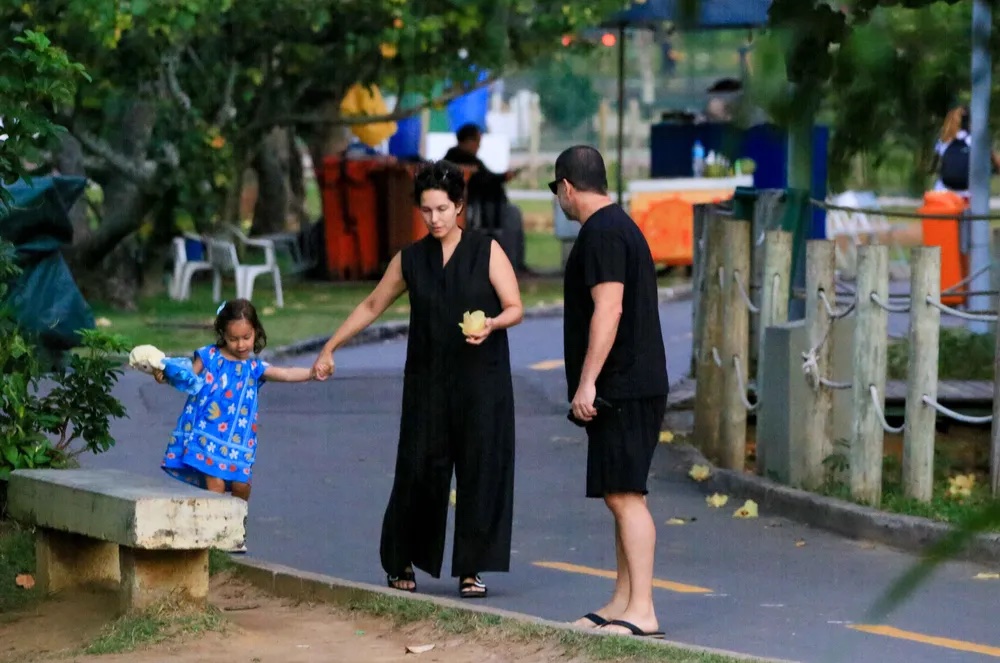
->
xmin=320 ymin=157 xmax=382 ymax=280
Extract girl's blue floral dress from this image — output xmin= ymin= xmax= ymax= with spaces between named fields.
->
xmin=162 ymin=345 xmax=269 ymax=488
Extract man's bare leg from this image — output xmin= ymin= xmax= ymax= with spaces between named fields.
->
xmin=600 ymin=492 xmax=658 ymax=635
xmin=572 ymin=518 xmax=631 ymax=627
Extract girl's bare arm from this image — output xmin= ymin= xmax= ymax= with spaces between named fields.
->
xmin=262 ymin=365 xmax=315 ymax=383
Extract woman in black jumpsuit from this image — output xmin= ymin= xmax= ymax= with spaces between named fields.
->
xmin=312 ymin=161 xmax=523 ymax=598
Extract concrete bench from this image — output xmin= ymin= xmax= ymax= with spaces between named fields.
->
xmin=7 ymin=469 xmax=247 ymax=613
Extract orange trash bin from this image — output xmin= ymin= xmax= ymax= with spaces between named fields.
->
xmin=320 ymin=156 xmax=382 ymax=280
xmin=918 ymin=190 xmax=969 ymax=306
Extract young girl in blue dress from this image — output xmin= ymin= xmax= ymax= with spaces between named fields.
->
xmin=156 ymin=298 xmax=314 ymax=502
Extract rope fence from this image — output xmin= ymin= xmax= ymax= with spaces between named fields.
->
xmin=693 ymin=207 xmax=1000 ymax=504
xmin=810 ymin=197 xmax=1000 ymax=222
xmin=870 ymin=386 xmax=906 ymax=434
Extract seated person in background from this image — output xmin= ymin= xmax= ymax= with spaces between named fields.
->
xmin=444 ymin=124 xmax=529 ymax=274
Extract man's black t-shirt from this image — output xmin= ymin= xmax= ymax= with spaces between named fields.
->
xmin=563 ymin=203 xmax=669 ymax=402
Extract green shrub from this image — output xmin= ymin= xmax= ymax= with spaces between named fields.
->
xmin=0 ymin=238 xmax=128 ymax=480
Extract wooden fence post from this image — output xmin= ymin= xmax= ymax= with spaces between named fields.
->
xmin=720 ymin=218 xmax=752 ymax=471
xmin=756 ymin=230 xmax=792 ymax=475
xmin=850 ymin=244 xmax=890 ymax=506
xmin=991 ymin=229 xmax=1000 ymax=496
xmin=992 ymin=304 xmax=1000 ymax=497
xmin=693 ymin=211 xmax=725 ymax=460
xmin=690 ymin=204 xmax=709 ymax=378
xmin=798 ymin=240 xmax=836 ymax=489
xmin=903 ymin=246 xmax=941 ymax=502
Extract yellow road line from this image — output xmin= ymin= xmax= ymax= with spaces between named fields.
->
xmin=849 ymin=624 xmax=1000 ymax=657
xmin=530 ymin=359 xmax=564 ymax=371
xmin=533 ymin=561 xmax=712 ymax=594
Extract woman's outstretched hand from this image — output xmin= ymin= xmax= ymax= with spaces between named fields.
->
xmin=465 ymin=318 xmax=494 ymax=346
xmin=312 ymin=351 xmax=336 ymax=381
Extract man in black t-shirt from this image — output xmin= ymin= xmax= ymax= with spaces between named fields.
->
xmin=553 ymin=145 xmax=668 ymax=639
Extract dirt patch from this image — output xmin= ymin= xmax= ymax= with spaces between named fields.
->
xmin=0 ymin=574 xmax=575 ymax=663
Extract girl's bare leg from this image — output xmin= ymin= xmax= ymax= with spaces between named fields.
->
xmin=232 ymin=481 xmax=251 ymax=502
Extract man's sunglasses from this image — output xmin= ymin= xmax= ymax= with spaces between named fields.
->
xmin=548 ymin=178 xmax=571 ymax=195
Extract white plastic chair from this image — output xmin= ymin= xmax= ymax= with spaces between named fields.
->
xmin=205 ymin=232 xmax=284 ymax=308
xmin=169 ymin=233 xmax=214 ymax=301
xmin=825 ymin=191 xmax=908 ymax=281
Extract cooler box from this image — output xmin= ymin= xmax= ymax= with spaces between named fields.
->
xmin=628 ymin=176 xmax=754 ymax=266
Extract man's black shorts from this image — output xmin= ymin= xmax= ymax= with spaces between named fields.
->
xmin=585 ymin=396 xmax=668 ymax=498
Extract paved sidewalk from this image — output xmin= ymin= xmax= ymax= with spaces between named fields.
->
xmin=88 ymin=300 xmax=1000 ymax=662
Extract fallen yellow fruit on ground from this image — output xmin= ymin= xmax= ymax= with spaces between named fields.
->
xmin=659 ymin=430 xmax=675 ymax=443
xmin=974 ymin=572 xmax=1000 ymax=580
xmin=458 ymin=310 xmax=486 ymax=336
xmin=706 ymin=493 xmax=728 ymax=508
xmin=688 ymin=464 xmax=711 ymax=482
xmin=733 ymin=499 xmax=759 ymax=519
xmin=666 ymin=518 xmax=687 ymax=525
xmin=946 ymin=473 xmax=976 ymax=499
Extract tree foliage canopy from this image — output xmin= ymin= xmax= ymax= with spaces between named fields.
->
xmin=753 ymin=0 xmax=982 ymax=193
xmin=0 ymin=0 xmax=620 ymax=302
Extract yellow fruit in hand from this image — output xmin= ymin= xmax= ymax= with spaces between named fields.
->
xmin=458 ymin=310 xmax=486 ymax=336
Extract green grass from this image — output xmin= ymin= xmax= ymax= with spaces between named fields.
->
xmin=887 ymin=328 xmax=995 ymax=381
xmin=823 ymin=478 xmax=998 ymax=528
xmin=525 ymin=231 xmax=562 ymax=272
xmin=516 ymin=199 xmax=553 ymax=217
xmin=821 ymin=443 xmax=998 ymax=528
xmin=0 ymin=522 xmax=36 ymax=614
xmin=93 ymin=276 xmax=568 ymax=354
xmin=209 ymin=548 xmax=236 ymax=576
xmin=84 ymin=601 xmax=225 ymax=655
xmin=344 ymin=593 xmax=762 ymax=662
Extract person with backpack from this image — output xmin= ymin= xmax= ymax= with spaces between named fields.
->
xmin=933 ymin=105 xmax=1000 ymax=196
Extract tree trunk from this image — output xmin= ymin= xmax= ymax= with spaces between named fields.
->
xmin=56 ymin=133 xmax=91 ymax=244
xmin=287 ymin=130 xmax=310 ymax=230
xmin=68 ymin=96 xmax=159 ymax=310
xmin=303 ymin=100 xmax=351 ymax=189
xmin=251 ymin=127 xmax=291 ymax=236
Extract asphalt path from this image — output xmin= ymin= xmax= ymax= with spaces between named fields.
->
xmin=90 ymin=298 xmax=1000 ymax=663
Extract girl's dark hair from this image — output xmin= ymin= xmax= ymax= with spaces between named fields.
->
xmin=414 ymin=160 xmax=465 ymax=205
xmin=214 ymin=298 xmax=267 ymax=354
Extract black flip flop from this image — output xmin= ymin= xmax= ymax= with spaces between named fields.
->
xmin=603 ymin=619 xmax=665 ymax=639
xmin=387 ymin=569 xmax=417 ymax=593
xmin=580 ymin=613 xmax=609 ymax=627
xmin=459 ymin=575 xmax=488 ymax=599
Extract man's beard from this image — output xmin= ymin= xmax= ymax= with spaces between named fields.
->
xmin=559 ymin=200 xmax=576 ymax=221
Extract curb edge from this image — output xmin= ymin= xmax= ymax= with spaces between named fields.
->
xmin=662 ymin=444 xmax=1000 ymax=565
xmin=227 ymin=555 xmax=794 ymax=663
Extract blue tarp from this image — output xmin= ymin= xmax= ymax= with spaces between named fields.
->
xmin=0 ymin=176 xmax=95 ymax=351
xmin=603 ymin=0 xmax=772 ymax=29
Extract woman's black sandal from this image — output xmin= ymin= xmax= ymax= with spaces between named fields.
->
xmin=459 ymin=575 xmax=487 ymax=599
xmin=387 ymin=568 xmax=417 ymax=593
